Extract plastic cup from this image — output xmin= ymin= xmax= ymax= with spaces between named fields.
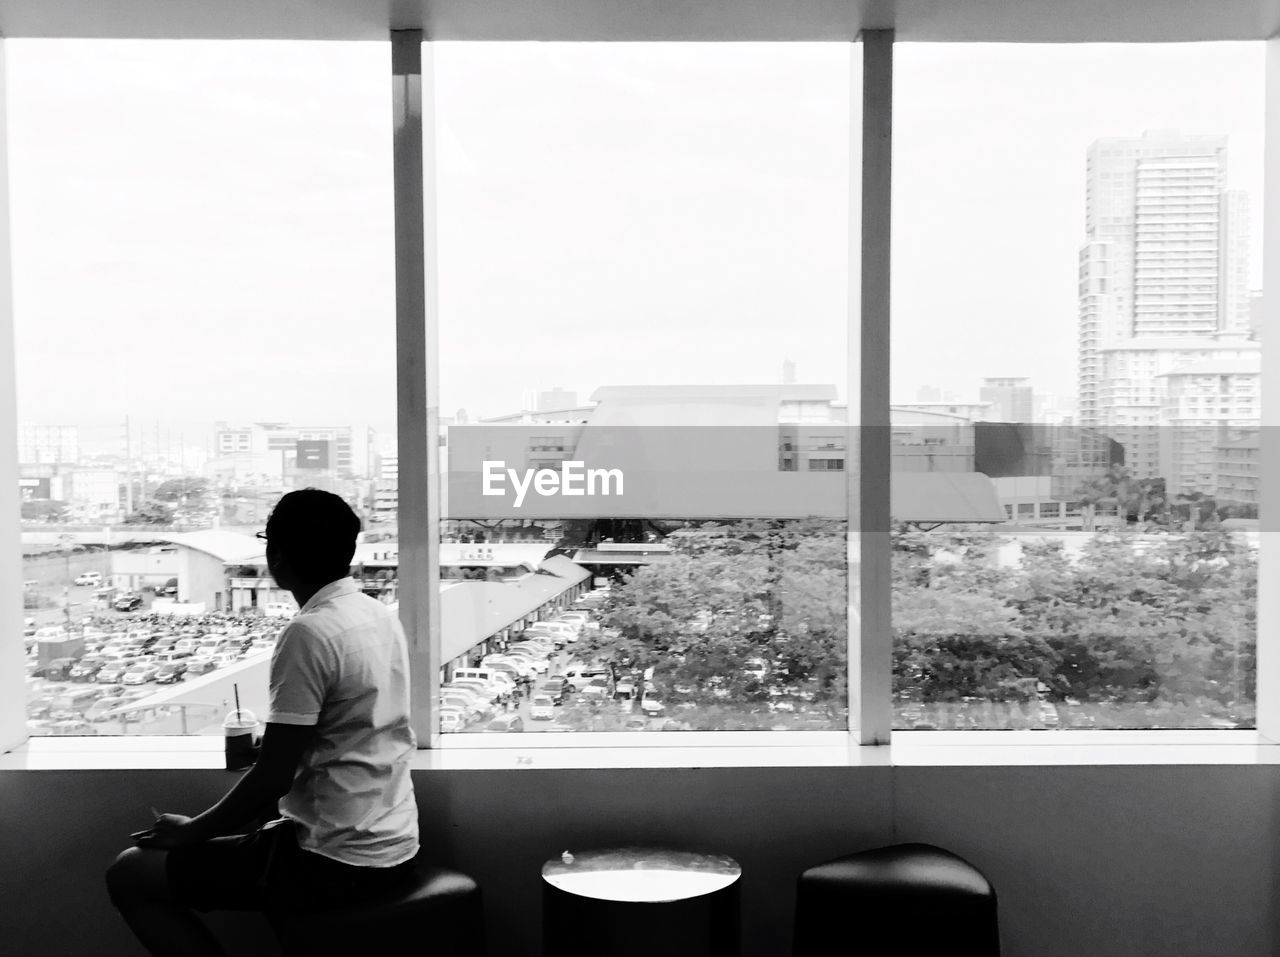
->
xmin=223 ymin=708 xmax=260 ymax=770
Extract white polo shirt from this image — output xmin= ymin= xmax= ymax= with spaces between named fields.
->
xmin=268 ymin=577 xmax=419 ymax=868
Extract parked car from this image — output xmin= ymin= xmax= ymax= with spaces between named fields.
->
xmin=614 ymin=674 xmax=638 ymax=700
xmin=479 ymin=657 xmax=528 ymax=681
xmin=113 ymin=593 xmax=143 ymax=612
xmin=640 ymin=690 xmax=665 ymax=715
xmin=505 ymin=649 xmax=549 ymax=674
xmin=73 ymin=571 xmax=102 ymax=586
xmin=122 ymin=662 xmax=160 ymax=686
xmin=96 ymin=660 xmax=137 ymax=684
xmin=449 ymin=677 xmax=505 ymax=704
xmin=503 ymin=652 xmax=546 ymax=676
xmin=530 ymin=694 xmax=556 ymax=720
xmin=85 ymin=696 xmax=128 ymax=722
xmin=453 ymin=668 xmax=512 ymax=692
xmin=194 ymin=637 xmax=238 ymax=658
xmin=525 ymin=626 xmax=573 ymax=648
xmin=438 ymin=708 xmax=466 ymax=733
xmin=439 ymin=692 xmax=487 ymax=722
xmin=49 ymin=687 xmax=106 ymax=714
xmin=184 ymin=657 xmax=219 ymax=677
xmin=485 ymin=714 xmax=525 ymax=733
xmin=38 ymin=657 xmax=78 ymax=681
xmin=153 ymin=661 xmax=188 ymax=684
xmin=515 ymin=633 xmax=558 ymax=652
xmin=580 ymin=678 xmax=612 ymax=699
xmin=68 ymin=655 xmax=107 ymax=682
xmin=537 ymin=677 xmax=568 ymax=705
xmin=562 ymin=667 xmax=610 ymax=692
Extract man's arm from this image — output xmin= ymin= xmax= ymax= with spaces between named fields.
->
xmin=134 ymin=722 xmax=315 ymax=848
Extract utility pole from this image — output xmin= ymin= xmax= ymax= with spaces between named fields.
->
xmin=139 ymin=422 xmax=148 ymax=503
xmin=59 ymin=533 xmax=74 ymax=632
xmin=124 ymin=416 xmax=133 ymax=517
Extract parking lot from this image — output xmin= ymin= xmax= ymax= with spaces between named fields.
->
xmin=24 ymin=599 xmax=284 ymax=736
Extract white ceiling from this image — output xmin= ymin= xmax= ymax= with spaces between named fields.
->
xmin=0 ymin=0 xmax=1277 ymax=43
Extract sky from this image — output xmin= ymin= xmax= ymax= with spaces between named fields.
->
xmin=5 ymin=39 xmax=1266 ymax=448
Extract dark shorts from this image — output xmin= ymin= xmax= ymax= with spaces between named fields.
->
xmin=166 ymin=819 xmax=417 ymax=915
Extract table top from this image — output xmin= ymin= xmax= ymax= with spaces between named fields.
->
xmin=542 ymin=846 xmax=741 ymax=903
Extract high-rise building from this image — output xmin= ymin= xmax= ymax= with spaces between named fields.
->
xmin=1077 ymin=130 xmax=1258 ymax=486
xmin=1158 ymin=356 xmax=1260 ymax=495
xmin=979 ymin=377 xmax=1034 ymax=423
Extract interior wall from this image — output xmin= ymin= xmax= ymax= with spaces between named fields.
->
xmin=0 ymin=764 xmax=1275 ymax=957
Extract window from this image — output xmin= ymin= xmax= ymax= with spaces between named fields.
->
xmin=12 ymin=40 xmax=395 ymax=738
xmin=808 ymin=459 xmax=845 ymax=472
xmin=5 ymin=30 xmax=1270 ymax=753
xmin=433 ymin=42 xmax=858 ymax=734
xmin=891 ymin=42 xmax=1262 ymax=731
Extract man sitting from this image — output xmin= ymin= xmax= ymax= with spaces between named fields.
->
xmin=106 ymin=488 xmax=419 ymax=956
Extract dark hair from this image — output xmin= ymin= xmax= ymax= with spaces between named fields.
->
xmin=263 ymin=488 xmax=360 ymax=584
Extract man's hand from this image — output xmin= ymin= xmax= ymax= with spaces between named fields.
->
xmin=131 ymin=812 xmax=202 ymax=850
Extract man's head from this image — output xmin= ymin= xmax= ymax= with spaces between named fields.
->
xmin=262 ymin=489 xmax=360 ymax=589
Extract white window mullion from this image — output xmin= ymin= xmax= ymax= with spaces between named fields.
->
xmin=0 ymin=38 xmax=22 ymax=754
xmin=391 ymin=30 xmax=442 ymax=747
xmin=854 ymin=30 xmax=893 ymax=746
xmin=1255 ymin=36 xmax=1280 ymax=743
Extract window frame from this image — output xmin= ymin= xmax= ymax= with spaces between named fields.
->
xmin=1 ymin=27 xmax=1275 ymax=756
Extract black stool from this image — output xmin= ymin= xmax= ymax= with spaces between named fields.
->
xmin=269 ymin=861 xmax=484 ymax=957
xmin=793 ymin=843 xmax=999 ymax=956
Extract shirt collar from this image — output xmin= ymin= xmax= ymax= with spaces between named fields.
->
xmin=298 ymin=576 xmax=358 ymax=615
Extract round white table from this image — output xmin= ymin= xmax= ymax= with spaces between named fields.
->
xmin=541 ymin=845 xmax=742 ymax=956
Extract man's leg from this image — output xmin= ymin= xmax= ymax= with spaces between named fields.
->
xmin=106 ymin=847 xmax=226 ymax=957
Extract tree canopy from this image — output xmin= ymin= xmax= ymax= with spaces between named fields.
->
xmin=572 ymin=515 xmax=1255 ymax=730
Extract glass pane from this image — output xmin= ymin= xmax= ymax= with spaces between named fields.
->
xmin=891 ymin=43 xmax=1262 ymax=730
xmin=13 ymin=41 xmax=395 ymax=736
xmin=434 ymin=42 xmax=857 ymax=733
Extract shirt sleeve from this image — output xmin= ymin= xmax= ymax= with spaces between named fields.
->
xmin=268 ymin=619 xmax=330 ymax=726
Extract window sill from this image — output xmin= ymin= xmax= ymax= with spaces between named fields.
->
xmin=1 ymin=730 xmax=1276 ymax=770
xmin=890 ymin=728 xmax=1280 ymax=765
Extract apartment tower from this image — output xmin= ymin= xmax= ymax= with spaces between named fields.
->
xmin=1077 ymin=129 xmax=1255 ymax=480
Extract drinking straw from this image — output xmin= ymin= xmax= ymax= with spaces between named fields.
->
xmin=234 ymin=683 xmax=241 ymax=718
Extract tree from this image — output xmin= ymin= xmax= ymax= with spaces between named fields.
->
xmin=152 ymin=477 xmax=211 ymax=503
xmin=123 ymin=501 xmax=174 ymax=525
xmin=1075 ymin=466 xmax=1168 ymax=528
xmin=895 ymin=524 xmax=1258 ymax=724
xmin=582 ymin=519 xmax=847 ymax=711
